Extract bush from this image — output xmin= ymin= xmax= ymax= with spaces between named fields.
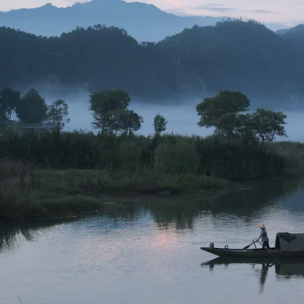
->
xmin=154 ymin=137 xmax=200 ymax=174
xmin=0 ymin=160 xmax=36 ymax=219
xmin=0 ymin=131 xmax=301 ymax=180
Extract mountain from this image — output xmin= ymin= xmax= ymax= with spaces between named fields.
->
xmin=159 ymin=20 xmax=304 ymax=105
xmin=0 ymin=0 xmax=288 ymax=42
xmin=0 ymin=0 xmax=224 ymax=42
xmin=278 ymin=25 xmax=304 ymax=49
xmin=1 ymin=20 xmax=304 ymax=108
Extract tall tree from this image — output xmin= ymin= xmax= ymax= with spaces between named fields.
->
xmin=119 ymin=110 xmax=143 ymax=135
xmin=15 ymin=89 xmax=47 ymax=123
xmin=47 ymin=99 xmax=70 ymax=127
xmin=90 ymin=89 xmax=131 ymax=131
xmin=89 ymin=89 xmax=142 ymax=134
xmin=196 ymin=91 xmax=250 ymax=137
xmin=154 ymin=113 xmax=167 ymax=135
xmin=250 ymin=108 xmax=287 ymax=142
xmin=0 ymin=87 xmax=21 ymax=121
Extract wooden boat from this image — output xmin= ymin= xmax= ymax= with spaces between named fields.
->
xmin=201 ymin=233 xmax=304 ymax=259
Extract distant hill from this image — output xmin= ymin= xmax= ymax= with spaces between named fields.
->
xmin=0 ymin=0 xmax=223 ymax=42
xmin=278 ymin=25 xmax=304 ymax=49
xmin=159 ymin=20 xmax=304 ymax=105
xmin=0 ymin=0 xmax=288 ymax=42
xmin=1 ymin=20 xmax=304 ymax=108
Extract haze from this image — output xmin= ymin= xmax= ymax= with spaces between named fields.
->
xmin=30 ymin=90 xmax=303 ymax=142
xmin=1 ymin=0 xmax=304 ymax=26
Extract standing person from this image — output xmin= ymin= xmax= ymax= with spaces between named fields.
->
xmin=257 ymin=224 xmax=270 ymax=250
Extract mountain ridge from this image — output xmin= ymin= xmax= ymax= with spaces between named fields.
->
xmin=1 ymin=20 xmax=304 ymax=109
xmin=0 ymin=0 xmax=288 ymax=41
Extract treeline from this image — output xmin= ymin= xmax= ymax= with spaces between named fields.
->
xmin=0 ymin=87 xmax=69 ymax=125
xmin=1 ymin=20 xmax=304 ymax=105
xmin=1 ymin=88 xmax=300 ymax=180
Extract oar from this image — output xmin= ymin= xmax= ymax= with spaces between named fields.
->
xmin=257 ymin=240 xmax=281 ymax=264
xmin=243 ymin=239 xmax=256 ymax=249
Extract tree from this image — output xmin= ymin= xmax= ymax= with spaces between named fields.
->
xmin=154 ymin=113 xmax=167 ymax=134
xmin=89 ymin=89 xmax=142 ymax=134
xmin=196 ymin=91 xmax=250 ymax=137
xmin=119 ymin=110 xmax=143 ymax=134
xmin=250 ymin=108 xmax=287 ymax=142
xmin=15 ymin=89 xmax=48 ymax=123
xmin=47 ymin=99 xmax=70 ymax=127
xmin=0 ymin=87 xmax=21 ymax=121
xmin=90 ymin=89 xmax=130 ymax=131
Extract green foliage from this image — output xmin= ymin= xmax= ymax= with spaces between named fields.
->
xmin=47 ymin=99 xmax=70 ymax=126
xmin=118 ymin=110 xmax=143 ymax=134
xmin=154 ymin=113 xmax=167 ymax=134
xmin=15 ymin=89 xmax=47 ymax=123
xmin=250 ymin=109 xmax=287 ymax=142
xmin=0 ymin=160 xmax=36 ymax=219
xmin=197 ymin=91 xmax=287 ymax=142
xmin=0 ymin=130 xmax=301 ymax=181
xmin=0 ymin=87 xmax=21 ymax=121
xmin=118 ymin=140 xmax=141 ymax=173
xmin=89 ymin=89 xmax=142 ymax=134
xmin=154 ymin=138 xmax=200 ymax=175
xmin=267 ymin=141 xmax=304 ymax=176
xmin=196 ymin=91 xmax=250 ymax=136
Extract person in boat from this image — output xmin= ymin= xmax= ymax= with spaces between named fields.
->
xmin=257 ymin=224 xmax=270 ymax=250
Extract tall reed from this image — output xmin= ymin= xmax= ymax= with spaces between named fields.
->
xmin=0 ymin=130 xmax=300 ymax=180
xmin=0 ymin=160 xmax=36 ymax=219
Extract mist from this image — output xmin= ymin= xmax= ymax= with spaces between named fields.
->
xmin=43 ymin=90 xmax=303 ymax=142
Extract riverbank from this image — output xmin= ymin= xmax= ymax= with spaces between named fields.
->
xmin=1 ymin=132 xmax=304 ymax=221
xmin=0 ymin=160 xmax=232 ymax=220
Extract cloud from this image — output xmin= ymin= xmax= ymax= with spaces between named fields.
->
xmin=161 ymin=0 xmax=184 ymax=8
xmin=165 ymin=8 xmax=190 ymax=16
xmin=250 ymin=9 xmax=273 ymax=14
xmin=193 ymin=3 xmax=235 ymax=12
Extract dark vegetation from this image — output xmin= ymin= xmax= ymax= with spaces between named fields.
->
xmin=1 ymin=20 xmax=304 ymax=105
xmin=0 ymin=84 xmax=303 ymax=221
xmin=0 ymin=87 xmax=69 ymax=126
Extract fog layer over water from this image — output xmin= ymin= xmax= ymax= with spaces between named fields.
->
xmin=44 ymin=92 xmax=303 ymax=141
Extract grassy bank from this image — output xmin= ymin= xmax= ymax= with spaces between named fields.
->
xmin=1 ymin=130 xmax=302 ymax=179
xmin=1 ymin=131 xmax=304 ymax=220
xmin=0 ymin=159 xmax=229 ymax=220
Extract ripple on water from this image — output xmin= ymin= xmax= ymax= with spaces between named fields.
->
xmin=1 ymin=181 xmax=304 ymax=304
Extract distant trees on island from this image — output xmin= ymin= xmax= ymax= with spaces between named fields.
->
xmin=0 ymin=86 xmax=287 ymax=143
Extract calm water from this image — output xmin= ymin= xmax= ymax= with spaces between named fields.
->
xmin=1 ymin=181 xmax=304 ymax=304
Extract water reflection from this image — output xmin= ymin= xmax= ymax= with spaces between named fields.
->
xmin=100 ymin=180 xmax=304 ymax=231
xmin=201 ymin=257 xmax=304 ymax=293
xmin=1 ymin=180 xmax=304 ymax=252
xmin=0 ymin=225 xmax=33 ymax=251
xmin=0 ymin=219 xmax=79 ymax=252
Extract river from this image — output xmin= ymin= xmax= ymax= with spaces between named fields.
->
xmin=1 ymin=180 xmax=304 ymax=304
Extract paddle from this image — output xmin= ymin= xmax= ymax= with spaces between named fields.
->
xmin=256 ymin=240 xmax=281 ymax=264
xmin=243 ymin=239 xmax=256 ymax=250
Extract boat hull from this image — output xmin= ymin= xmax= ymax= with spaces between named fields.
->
xmin=201 ymin=247 xmax=304 ymax=258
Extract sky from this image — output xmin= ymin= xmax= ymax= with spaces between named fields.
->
xmin=0 ymin=0 xmax=303 ymax=26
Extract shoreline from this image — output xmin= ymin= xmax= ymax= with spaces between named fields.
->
xmin=1 ymin=172 xmax=303 ymax=224
xmin=1 ymin=168 xmax=251 ymax=222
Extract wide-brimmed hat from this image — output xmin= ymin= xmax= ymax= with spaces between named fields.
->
xmin=259 ymin=224 xmax=266 ymax=229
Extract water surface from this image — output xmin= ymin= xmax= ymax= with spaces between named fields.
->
xmin=1 ymin=180 xmax=304 ymax=304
